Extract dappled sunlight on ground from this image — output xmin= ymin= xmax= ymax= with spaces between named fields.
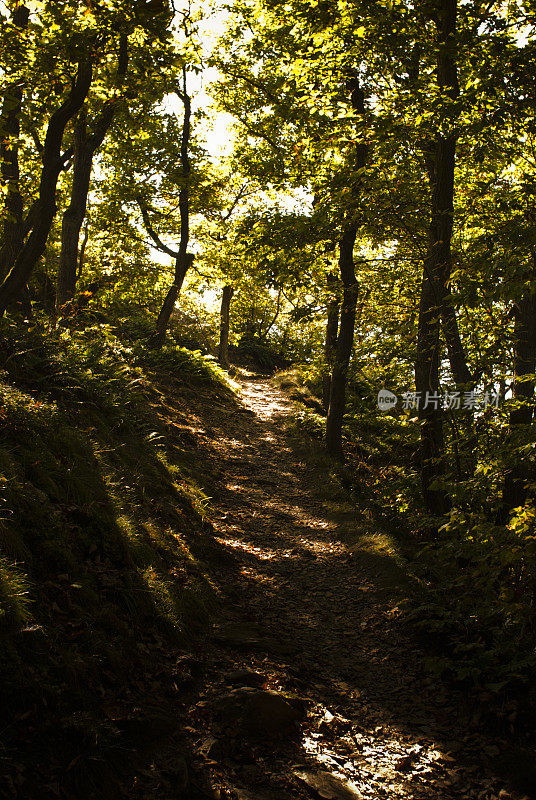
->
xmin=184 ymin=374 xmax=519 ymax=800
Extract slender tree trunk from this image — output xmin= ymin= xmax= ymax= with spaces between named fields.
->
xmin=326 ymin=227 xmax=358 ymax=459
xmin=323 ymin=271 xmax=340 ymax=411
xmin=0 ymin=5 xmax=29 ymax=302
xmin=502 ymin=264 xmax=536 ymax=514
xmin=150 ymin=68 xmax=192 ymax=347
xmin=260 ymin=287 xmax=282 ymax=340
xmin=442 ymin=288 xmax=472 ymax=386
xmin=56 ymin=35 xmax=127 ymax=311
xmin=0 ymin=59 xmax=93 ymax=316
xmin=415 ymin=0 xmax=459 ymax=514
xmin=442 ymin=286 xmax=476 ymax=477
xmin=56 ymin=104 xmax=114 ymax=310
xmin=416 ymin=245 xmax=449 ymax=512
xmin=0 ymin=84 xmax=24 ymax=282
xmin=151 ymin=253 xmax=194 ymax=346
xmin=325 ymin=74 xmax=366 ymax=459
xmin=56 ymin=111 xmax=93 ymax=310
xmin=218 ymin=284 xmax=234 ymax=368
xmin=78 ymin=221 xmax=89 ymax=279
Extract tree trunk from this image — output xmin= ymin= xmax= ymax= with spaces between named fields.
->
xmin=150 ymin=253 xmax=194 ymax=347
xmin=502 ymin=269 xmax=536 ymax=514
xmin=323 ymin=271 xmax=340 ymax=411
xmin=0 ymin=5 xmax=29 ymax=299
xmin=442 ymin=288 xmax=472 ymax=386
xmin=78 ymin=221 xmax=89 ymax=279
xmin=326 ymin=227 xmax=358 ymax=459
xmin=415 ymin=0 xmax=459 ymax=515
xmin=0 ymin=58 xmax=93 ymax=316
xmin=150 ymin=67 xmax=192 ymax=347
xmin=325 ymin=73 xmax=366 ymax=459
xmin=56 ymin=35 xmax=127 ymax=311
xmin=0 ymin=84 xmax=24 ymax=282
xmin=260 ymin=287 xmax=282 ymax=340
xmin=442 ymin=286 xmax=476 ymax=477
xmin=218 ymin=284 xmax=234 ymax=368
xmin=56 ymin=111 xmax=93 ymax=310
xmin=416 ymin=246 xmax=449 ymax=512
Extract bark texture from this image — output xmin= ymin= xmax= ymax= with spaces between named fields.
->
xmin=322 ymin=272 xmax=340 ymax=411
xmin=0 ymin=5 xmax=29 ymax=289
xmin=0 ymin=59 xmax=93 ymax=316
xmin=415 ymin=0 xmax=459 ymax=514
xmin=218 ymin=285 xmax=234 ymax=368
xmin=442 ymin=288 xmax=472 ymax=387
xmin=325 ymin=76 xmax=366 ymax=459
xmin=0 ymin=84 xmax=24 ymax=282
xmin=56 ymin=35 xmax=127 ymax=311
xmin=326 ymin=227 xmax=359 ymax=459
xmin=148 ymin=68 xmax=192 ymax=347
xmin=502 ymin=269 xmax=536 ymax=515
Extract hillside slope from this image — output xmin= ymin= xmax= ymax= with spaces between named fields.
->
xmin=0 ymin=316 xmax=236 ymax=799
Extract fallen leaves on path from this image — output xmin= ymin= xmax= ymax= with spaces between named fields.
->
xmin=175 ymin=374 xmax=524 ymax=800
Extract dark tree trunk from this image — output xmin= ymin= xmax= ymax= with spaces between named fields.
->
xmin=56 ymin=35 xmax=127 ymax=311
xmin=442 ymin=286 xmax=476 ymax=478
xmin=442 ymin=288 xmax=472 ymax=386
xmin=415 ymin=0 xmax=459 ymax=514
xmin=416 ymin=244 xmax=449 ymax=512
xmin=323 ymin=271 xmax=340 ymax=411
xmin=0 ymin=58 xmax=93 ymax=316
xmin=151 ymin=253 xmax=194 ymax=347
xmin=326 ymin=227 xmax=358 ymax=459
xmin=149 ymin=68 xmax=192 ymax=347
xmin=0 ymin=5 xmax=29 ymax=299
xmin=56 ymin=111 xmax=93 ymax=310
xmin=502 ymin=268 xmax=536 ymax=514
xmin=0 ymin=84 xmax=24 ymax=282
xmin=325 ymin=74 xmax=366 ymax=459
xmin=78 ymin=221 xmax=89 ymax=279
xmin=55 ymin=104 xmax=114 ymax=311
xmin=260 ymin=287 xmax=282 ymax=340
xmin=218 ymin=284 xmax=234 ymax=368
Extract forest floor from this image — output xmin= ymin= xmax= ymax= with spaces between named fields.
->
xmin=158 ymin=373 xmax=527 ymax=800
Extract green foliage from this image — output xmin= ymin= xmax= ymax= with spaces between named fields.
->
xmin=135 ymin=341 xmax=234 ymax=389
xmin=1 ymin=0 xmax=536 ymax=731
xmin=234 ymin=334 xmax=290 ymax=372
xmin=407 ymin=502 xmax=536 ymax=692
xmin=0 ymin=312 xmax=236 ymax=788
xmin=0 ymin=557 xmax=31 ymax=630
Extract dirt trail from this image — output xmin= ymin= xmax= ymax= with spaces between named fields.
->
xmin=187 ymin=374 xmax=519 ymax=800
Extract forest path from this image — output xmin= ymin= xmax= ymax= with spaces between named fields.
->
xmin=186 ymin=373 xmax=517 ymax=800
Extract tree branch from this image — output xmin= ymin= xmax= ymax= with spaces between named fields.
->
xmin=137 ymin=197 xmax=179 ymax=258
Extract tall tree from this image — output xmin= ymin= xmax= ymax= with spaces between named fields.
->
xmin=218 ymin=284 xmax=234 ymax=368
xmin=415 ymin=0 xmax=460 ymax=514
xmin=0 ymin=57 xmax=93 ymax=316
xmin=0 ymin=4 xmax=30 ymax=285
xmin=326 ymin=78 xmax=367 ymax=459
xmin=322 ymin=271 xmax=340 ymax=410
xmin=146 ymin=69 xmax=193 ymax=346
xmin=56 ymin=34 xmax=128 ymax=311
xmin=502 ymin=257 xmax=536 ymax=513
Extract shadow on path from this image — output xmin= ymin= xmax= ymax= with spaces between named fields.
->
xmin=185 ymin=374 xmax=522 ymax=800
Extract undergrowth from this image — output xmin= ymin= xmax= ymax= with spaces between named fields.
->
xmin=275 ymin=365 xmax=536 ymax=715
xmin=0 ymin=312 xmax=235 ymax=797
